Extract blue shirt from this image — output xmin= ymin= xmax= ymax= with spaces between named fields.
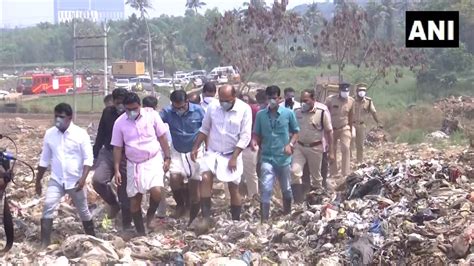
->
xmin=160 ymin=103 xmax=205 ymax=153
xmin=254 ymin=106 xmax=300 ymax=166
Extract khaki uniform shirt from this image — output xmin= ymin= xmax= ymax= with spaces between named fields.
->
xmin=325 ymin=95 xmax=354 ymax=130
xmin=353 ymin=97 xmax=376 ymax=124
xmin=295 ymin=106 xmax=333 ymax=152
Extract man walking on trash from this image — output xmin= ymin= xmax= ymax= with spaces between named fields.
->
xmin=238 ymin=93 xmax=260 ymax=201
xmin=352 ymin=83 xmax=382 ymax=163
xmin=92 ymin=88 xmax=132 ymax=229
xmin=254 ymin=85 xmax=300 ymax=222
xmin=291 ymin=89 xmax=334 ymax=203
xmin=190 ymin=84 xmax=252 ymax=229
xmin=36 ymin=103 xmax=95 ymax=248
xmin=160 ymin=90 xmax=205 ymax=225
xmin=111 ymin=92 xmax=171 ymax=235
xmin=325 ymin=82 xmax=354 ymax=183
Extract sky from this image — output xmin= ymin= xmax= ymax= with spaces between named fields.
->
xmin=0 ymin=0 xmax=325 ymax=27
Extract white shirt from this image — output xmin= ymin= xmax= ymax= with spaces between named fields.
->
xmin=200 ymin=98 xmax=252 ymax=153
xmin=39 ymin=123 xmax=93 ymax=189
xmin=280 ymin=99 xmax=301 ymax=110
xmin=201 ymin=97 xmax=217 ymax=113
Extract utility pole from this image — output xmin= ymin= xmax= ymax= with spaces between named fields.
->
xmin=72 ymin=19 xmax=77 ymax=121
xmin=103 ymin=20 xmax=108 ymax=96
xmin=144 ymin=19 xmax=155 ymax=96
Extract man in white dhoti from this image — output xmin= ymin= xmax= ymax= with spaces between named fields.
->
xmin=191 ymin=85 xmax=252 ymax=228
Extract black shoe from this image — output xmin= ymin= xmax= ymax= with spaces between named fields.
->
xmin=40 ymin=218 xmax=53 ymax=249
xmin=283 ymin=198 xmax=292 ymax=215
xmin=132 ymin=211 xmax=146 ymax=236
xmin=82 ymin=220 xmax=95 ymax=236
xmin=291 ymin=184 xmax=305 ymax=204
xmin=200 ymin=197 xmax=212 ymax=219
xmin=230 ymin=205 xmax=242 ymax=221
xmin=188 ymin=203 xmax=200 ymax=226
xmin=260 ymin=203 xmax=270 ymax=223
xmin=121 ymin=207 xmax=132 ymax=230
xmin=146 ymin=199 xmax=160 ymax=227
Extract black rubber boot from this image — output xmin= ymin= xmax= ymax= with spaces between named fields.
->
xmin=121 ymin=207 xmax=132 ymax=230
xmin=172 ymin=189 xmax=186 ymax=218
xmin=260 ymin=203 xmax=270 ymax=223
xmin=291 ymin=184 xmax=305 ymax=204
xmin=188 ymin=203 xmax=200 ymax=226
xmin=146 ymin=199 xmax=160 ymax=227
xmin=132 ymin=211 xmax=146 ymax=236
xmin=230 ymin=205 xmax=242 ymax=221
xmin=40 ymin=218 xmax=53 ymax=249
xmin=82 ymin=220 xmax=95 ymax=236
xmin=200 ymin=197 xmax=212 ymax=219
xmin=283 ymin=198 xmax=292 ymax=215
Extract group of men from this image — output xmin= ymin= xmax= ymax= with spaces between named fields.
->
xmin=35 ymin=81 xmax=381 ymax=247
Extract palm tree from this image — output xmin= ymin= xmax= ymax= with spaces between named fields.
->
xmin=163 ymin=31 xmax=180 ymax=90
xmin=126 ymin=0 xmax=155 ymax=94
xmin=185 ymin=0 xmax=206 ymax=15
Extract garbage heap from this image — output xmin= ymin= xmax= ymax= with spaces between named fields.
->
xmin=0 ymin=118 xmax=472 ymax=265
xmin=434 ymin=96 xmax=474 ymax=135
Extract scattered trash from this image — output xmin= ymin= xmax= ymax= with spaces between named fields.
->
xmin=0 ymin=115 xmax=472 ymax=264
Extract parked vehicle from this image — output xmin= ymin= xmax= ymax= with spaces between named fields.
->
xmin=0 ymin=90 xmax=9 ymax=100
xmin=112 ymin=61 xmax=145 ymax=79
xmin=114 ymin=79 xmax=132 ymax=91
xmin=16 ymin=72 xmax=85 ymax=95
xmin=130 ymin=76 xmax=159 ymax=91
xmin=207 ymin=66 xmax=240 ymax=84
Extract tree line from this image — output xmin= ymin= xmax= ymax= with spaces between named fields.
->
xmin=0 ymin=0 xmax=472 ymax=93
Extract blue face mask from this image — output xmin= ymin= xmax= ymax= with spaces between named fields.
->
xmin=301 ymin=103 xmax=313 ymax=112
xmin=220 ymin=101 xmax=233 ymax=111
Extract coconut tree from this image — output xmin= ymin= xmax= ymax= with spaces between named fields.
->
xmin=126 ymin=0 xmax=155 ymax=93
xmin=185 ymin=0 xmax=206 ymax=15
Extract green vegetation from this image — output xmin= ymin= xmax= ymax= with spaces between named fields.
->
xmin=12 ymin=91 xmax=170 ymax=113
xmin=396 ymin=129 xmax=426 ymax=145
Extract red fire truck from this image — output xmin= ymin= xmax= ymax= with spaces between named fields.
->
xmin=16 ymin=72 xmax=85 ymax=95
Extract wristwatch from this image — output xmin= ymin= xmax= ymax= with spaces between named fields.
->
xmin=164 ymin=156 xmax=171 ymax=161
xmin=289 ymin=142 xmax=294 ymax=148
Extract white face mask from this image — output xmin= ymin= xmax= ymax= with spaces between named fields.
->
xmin=203 ymin=97 xmax=214 ymax=104
xmin=340 ymin=91 xmax=349 ymax=99
xmin=358 ymin=91 xmax=366 ymax=98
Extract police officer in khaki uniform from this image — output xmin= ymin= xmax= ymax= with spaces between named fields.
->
xmin=291 ymin=90 xmax=334 ymax=202
xmin=325 ymin=83 xmax=354 ymax=180
xmin=352 ymin=83 xmax=381 ymax=163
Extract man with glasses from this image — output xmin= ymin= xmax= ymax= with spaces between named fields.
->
xmin=160 ymin=90 xmax=205 ymax=224
xmin=254 ymin=86 xmax=300 ymax=222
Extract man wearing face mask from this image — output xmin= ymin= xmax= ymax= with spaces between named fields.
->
xmin=201 ymin=82 xmax=217 ymax=113
xmin=191 ymin=85 xmax=252 ymax=229
xmin=238 ymin=93 xmax=260 ymax=201
xmin=290 ymin=90 xmax=334 ymax=202
xmin=92 ymin=88 xmax=132 ymax=229
xmin=325 ymin=83 xmax=354 ymax=184
xmin=36 ymin=103 xmax=95 ymax=248
xmin=160 ymin=90 xmax=205 ymax=224
xmin=352 ymin=83 xmax=381 ymax=163
xmin=254 ymin=85 xmax=300 ymax=222
xmin=280 ymin=87 xmax=301 ymax=110
xmin=111 ymin=92 xmax=171 ymax=235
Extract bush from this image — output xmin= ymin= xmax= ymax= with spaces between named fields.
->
xmin=396 ymin=129 xmax=425 ymax=144
xmin=293 ymin=51 xmax=321 ymax=67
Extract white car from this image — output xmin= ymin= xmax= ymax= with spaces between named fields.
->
xmin=115 ymin=79 xmax=132 ymax=91
xmin=0 ymin=90 xmax=10 ymax=100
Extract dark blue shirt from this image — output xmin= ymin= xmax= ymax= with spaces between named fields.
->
xmin=160 ymin=103 xmax=205 ymax=153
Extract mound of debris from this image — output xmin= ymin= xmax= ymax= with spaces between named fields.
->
xmin=0 ymin=116 xmax=472 ymax=265
xmin=435 ymin=96 xmax=474 ymax=135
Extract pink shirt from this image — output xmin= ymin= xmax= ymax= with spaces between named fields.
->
xmin=315 ymin=102 xmax=331 ymax=152
xmin=111 ymin=107 xmax=168 ymax=163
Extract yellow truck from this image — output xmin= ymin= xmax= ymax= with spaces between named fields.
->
xmin=112 ymin=61 xmax=145 ymax=79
